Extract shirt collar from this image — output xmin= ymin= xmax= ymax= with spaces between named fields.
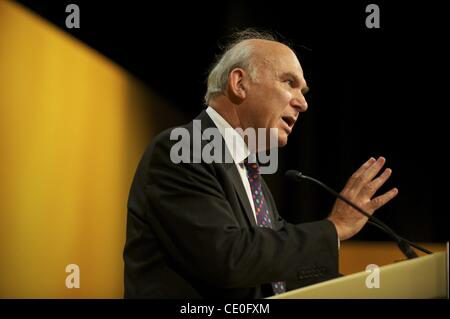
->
xmin=205 ymin=106 xmax=251 ymax=164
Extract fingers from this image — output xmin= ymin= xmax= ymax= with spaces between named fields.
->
xmin=362 ymin=168 xmax=392 ymax=198
xmin=345 ymin=157 xmax=386 ymax=192
xmin=334 ymin=157 xmax=399 ymax=241
xmin=354 ymin=157 xmax=376 ymax=179
xmin=370 ymin=187 xmax=399 ymax=210
xmin=360 ymin=156 xmax=386 ymax=186
xmin=349 ymin=157 xmax=386 ymax=195
xmin=344 ymin=157 xmax=376 ymax=190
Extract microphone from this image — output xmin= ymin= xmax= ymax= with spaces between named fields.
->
xmin=285 ymin=170 xmax=432 ymax=259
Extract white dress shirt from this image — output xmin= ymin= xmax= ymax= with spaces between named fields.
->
xmin=205 ymin=106 xmax=258 ymax=222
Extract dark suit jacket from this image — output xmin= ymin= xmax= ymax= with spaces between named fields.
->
xmin=123 ymin=110 xmax=339 ymax=298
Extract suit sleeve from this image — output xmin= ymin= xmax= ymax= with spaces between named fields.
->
xmin=261 ymin=178 xmax=340 ymax=289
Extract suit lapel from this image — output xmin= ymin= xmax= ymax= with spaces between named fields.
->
xmin=195 ymin=110 xmax=257 ymax=227
xmin=223 ymin=162 xmax=257 ymax=227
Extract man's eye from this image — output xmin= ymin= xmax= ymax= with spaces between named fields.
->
xmin=285 ymin=79 xmax=294 ymax=86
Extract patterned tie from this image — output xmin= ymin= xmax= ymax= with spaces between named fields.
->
xmin=244 ymin=159 xmax=286 ymax=295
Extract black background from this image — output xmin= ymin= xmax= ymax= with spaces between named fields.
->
xmin=16 ymin=0 xmax=444 ymax=242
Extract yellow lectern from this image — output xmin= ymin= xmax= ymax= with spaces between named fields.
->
xmin=269 ymin=252 xmax=448 ymax=299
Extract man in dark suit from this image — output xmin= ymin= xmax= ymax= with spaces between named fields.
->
xmin=123 ymin=30 xmax=398 ymax=298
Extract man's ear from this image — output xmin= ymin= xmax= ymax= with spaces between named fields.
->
xmin=228 ymin=68 xmax=247 ymax=100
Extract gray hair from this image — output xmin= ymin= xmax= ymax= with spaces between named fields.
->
xmin=204 ymin=29 xmax=280 ymax=105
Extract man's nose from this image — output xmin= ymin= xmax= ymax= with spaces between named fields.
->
xmin=291 ymin=93 xmax=308 ymax=112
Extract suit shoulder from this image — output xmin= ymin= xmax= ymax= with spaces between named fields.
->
xmin=144 ymin=120 xmax=194 ymax=156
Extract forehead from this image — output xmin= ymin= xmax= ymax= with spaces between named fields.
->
xmin=251 ymin=40 xmax=304 ymax=79
xmin=273 ymin=50 xmax=303 ymax=77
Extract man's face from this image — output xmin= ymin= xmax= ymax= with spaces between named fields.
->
xmin=238 ymin=42 xmax=309 ymax=148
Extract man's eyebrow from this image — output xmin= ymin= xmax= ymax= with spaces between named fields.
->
xmin=281 ymin=72 xmax=309 ymax=94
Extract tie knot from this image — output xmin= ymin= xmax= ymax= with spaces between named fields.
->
xmin=244 ymin=157 xmax=260 ymax=176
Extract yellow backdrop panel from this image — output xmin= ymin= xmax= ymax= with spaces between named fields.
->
xmin=0 ymin=1 xmax=185 ymax=298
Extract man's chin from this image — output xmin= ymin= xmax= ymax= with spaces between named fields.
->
xmin=278 ymin=136 xmax=288 ymax=147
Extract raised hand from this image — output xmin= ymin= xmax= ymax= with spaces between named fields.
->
xmin=327 ymin=157 xmax=399 ymax=241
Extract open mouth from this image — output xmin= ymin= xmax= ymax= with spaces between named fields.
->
xmin=281 ymin=116 xmax=296 ymax=128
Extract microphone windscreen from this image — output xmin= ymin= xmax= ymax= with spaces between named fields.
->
xmin=285 ymin=170 xmax=301 ymax=180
